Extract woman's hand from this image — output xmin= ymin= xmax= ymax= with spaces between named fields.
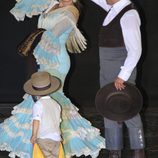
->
xmin=114 ymin=77 xmax=125 ymax=90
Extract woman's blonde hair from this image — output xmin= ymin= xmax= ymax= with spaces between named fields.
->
xmin=73 ymin=0 xmax=82 ymax=14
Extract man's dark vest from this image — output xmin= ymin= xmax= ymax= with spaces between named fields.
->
xmin=80 ymin=0 xmax=107 ymax=47
xmin=99 ymin=4 xmax=136 ymax=47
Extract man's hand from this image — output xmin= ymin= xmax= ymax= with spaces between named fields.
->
xmin=114 ymin=77 xmax=125 ymax=90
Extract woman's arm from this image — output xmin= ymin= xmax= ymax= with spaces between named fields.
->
xmin=10 ymin=0 xmax=58 ymax=21
xmin=49 ymin=6 xmax=86 ymax=53
xmin=50 ymin=6 xmax=79 ymax=37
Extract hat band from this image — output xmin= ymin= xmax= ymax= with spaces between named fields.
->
xmin=32 ymin=83 xmax=51 ymax=91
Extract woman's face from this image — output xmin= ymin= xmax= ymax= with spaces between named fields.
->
xmin=59 ymin=0 xmax=73 ymax=7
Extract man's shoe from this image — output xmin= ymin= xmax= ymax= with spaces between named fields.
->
xmin=132 ymin=149 xmax=146 ymax=158
xmin=109 ymin=150 xmax=121 ymax=158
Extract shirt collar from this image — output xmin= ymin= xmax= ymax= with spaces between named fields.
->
xmin=40 ymin=96 xmax=51 ymax=99
xmin=112 ymin=0 xmax=131 ymax=14
xmin=99 ymin=0 xmax=111 ymax=11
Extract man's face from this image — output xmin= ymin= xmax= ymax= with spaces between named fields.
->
xmin=106 ymin=0 xmax=120 ymax=5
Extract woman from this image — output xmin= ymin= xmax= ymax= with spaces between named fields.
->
xmin=0 ymin=0 xmax=105 ymax=158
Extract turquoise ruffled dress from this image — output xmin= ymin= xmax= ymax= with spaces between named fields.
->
xmin=0 ymin=2 xmax=105 ymax=158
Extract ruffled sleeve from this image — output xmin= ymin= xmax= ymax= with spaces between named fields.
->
xmin=10 ymin=0 xmax=56 ymax=21
xmin=65 ymin=6 xmax=87 ymax=53
xmin=37 ymin=6 xmax=87 ymax=53
xmin=47 ymin=6 xmax=87 ymax=53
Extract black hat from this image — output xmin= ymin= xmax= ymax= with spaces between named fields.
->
xmin=95 ymin=82 xmax=143 ymax=121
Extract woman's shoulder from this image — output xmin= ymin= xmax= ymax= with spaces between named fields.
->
xmin=65 ymin=5 xmax=79 ymax=20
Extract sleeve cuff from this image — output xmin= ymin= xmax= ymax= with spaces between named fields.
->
xmin=118 ymin=70 xmax=131 ymax=81
xmin=32 ymin=117 xmax=41 ymax=122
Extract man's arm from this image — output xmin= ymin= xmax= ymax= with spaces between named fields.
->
xmin=115 ymin=10 xmax=141 ymax=90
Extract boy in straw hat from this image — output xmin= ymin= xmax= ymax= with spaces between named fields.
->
xmin=23 ymin=71 xmax=61 ymax=158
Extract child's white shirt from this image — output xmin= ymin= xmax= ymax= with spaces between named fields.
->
xmin=32 ymin=96 xmax=61 ymax=141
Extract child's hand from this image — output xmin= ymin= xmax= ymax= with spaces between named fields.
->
xmin=30 ymin=135 xmax=37 ymax=144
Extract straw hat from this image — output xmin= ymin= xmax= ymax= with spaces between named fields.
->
xmin=23 ymin=71 xmax=61 ymax=96
xmin=95 ymin=82 xmax=143 ymax=121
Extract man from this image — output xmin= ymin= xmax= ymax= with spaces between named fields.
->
xmin=90 ymin=0 xmax=146 ymax=157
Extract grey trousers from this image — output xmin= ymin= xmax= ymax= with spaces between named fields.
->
xmin=99 ymin=47 xmax=145 ymax=150
xmin=37 ymin=138 xmax=60 ymax=158
xmin=104 ymin=114 xmax=145 ymax=150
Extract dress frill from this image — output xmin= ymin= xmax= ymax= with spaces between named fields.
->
xmin=0 ymin=95 xmax=34 ymax=158
xmin=10 ymin=0 xmax=53 ymax=21
xmin=0 ymin=93 xmax=105 ymax=158
xmin=51 ymin=92 xmax=105 ymax=158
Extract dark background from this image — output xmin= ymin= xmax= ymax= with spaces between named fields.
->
xmin=0 ymin=0 xmax=158 ymax=108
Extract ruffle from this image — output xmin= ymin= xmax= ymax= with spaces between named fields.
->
xmin=0 ymin=90 xmax=105 ymax=158
xmin=12 ymin=95 xmax=33 ymax=114
xmin=33 ymin=31 xmax=61 ymax=69
xmin=63 ymin=136 xmax=105 ymax=158
xmin=0 ymin=143 xmax=30 ymax=158
xmin=39 ymin=32 xmax=60 ymax=54
xmin=10 ymin=0 xmax=53 ymax=21
xmin=34 ymin=48 xmax=60 ymax=69
xmin=0 ymin=96 xmax=34 ymax=158
xmin=50 ymin=91 xmax=105 ymax=158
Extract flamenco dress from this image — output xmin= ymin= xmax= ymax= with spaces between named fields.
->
xmin=0 ymin=2 xmax=105 ymax=158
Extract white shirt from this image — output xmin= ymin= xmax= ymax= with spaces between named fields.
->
xmin=32 ymin=96 xmax=61 ymax=141
xmin=91 ymin=0 xmax=142 ymax=81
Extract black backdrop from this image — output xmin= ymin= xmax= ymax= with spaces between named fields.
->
xmin=0 ymin=0 xmax=158 ymax=107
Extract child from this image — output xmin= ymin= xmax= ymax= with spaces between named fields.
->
xmin=23 ymin=71 xmax=61 ymax=158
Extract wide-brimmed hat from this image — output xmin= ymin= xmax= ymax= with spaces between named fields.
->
xmin=95 ymin=82 xmax=143 ymax=121
xmin=23 ymin=71 xmax=61 ymax=96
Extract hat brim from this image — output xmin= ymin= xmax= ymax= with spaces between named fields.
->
xmin=23 ymin=75 xmax=61 ymax=96
xmin=95 ymin=82 xmax=143 ymax=121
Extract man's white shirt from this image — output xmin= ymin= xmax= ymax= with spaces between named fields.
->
xmin=91 ymin=0 xmax=142 ymax=81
